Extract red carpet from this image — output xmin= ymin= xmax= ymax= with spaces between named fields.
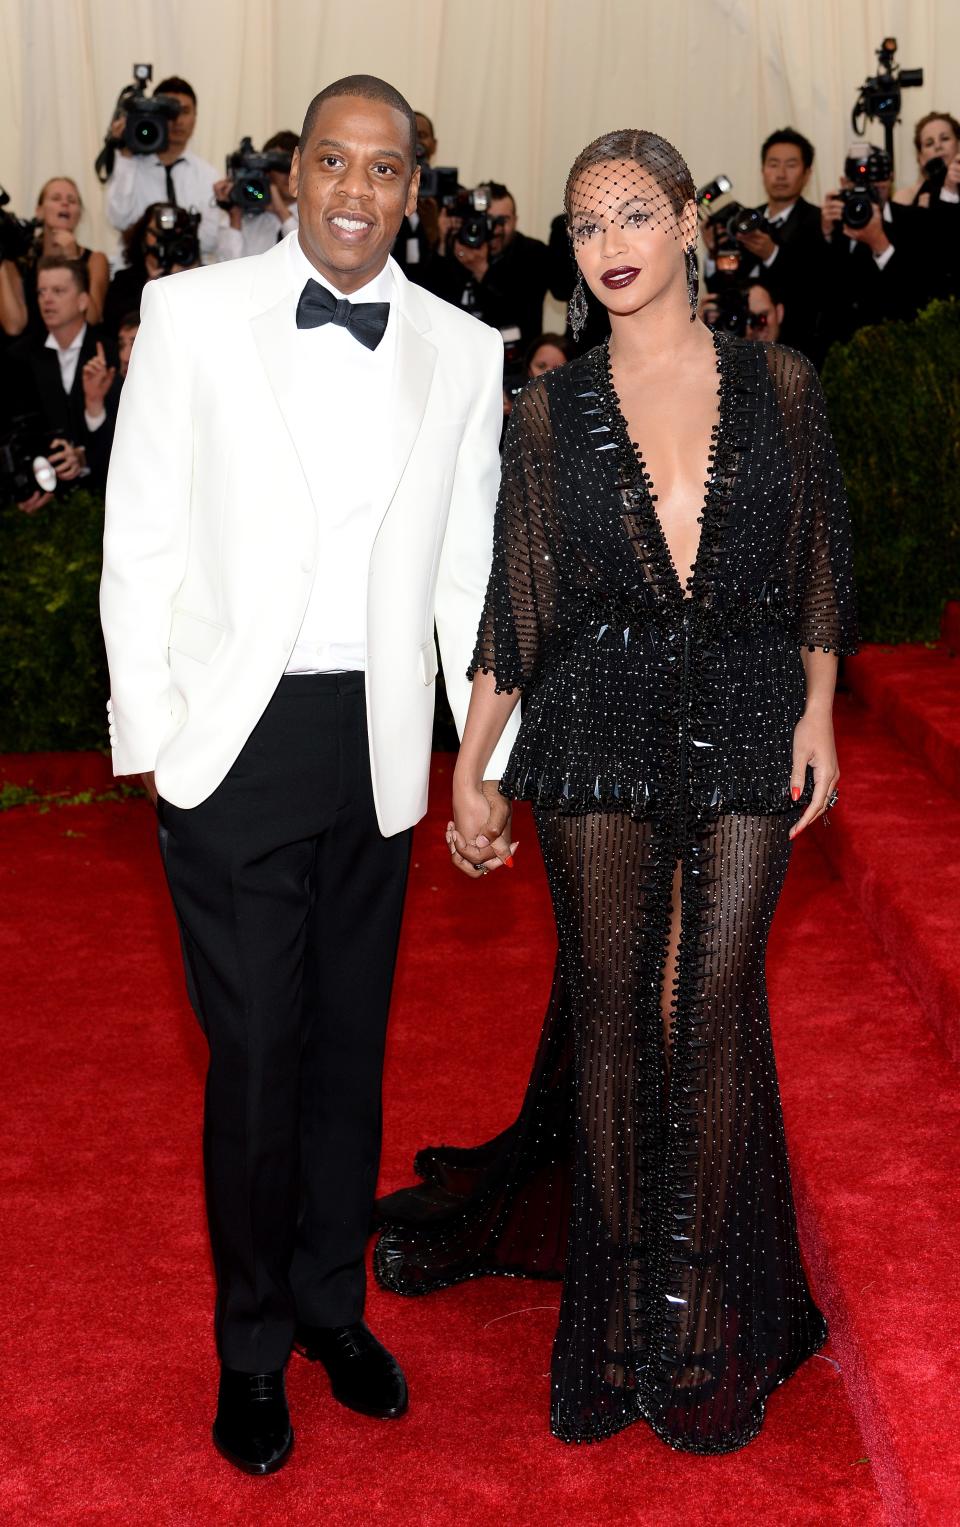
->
xmin=2 ymin=646 xmax=957 ymax=1524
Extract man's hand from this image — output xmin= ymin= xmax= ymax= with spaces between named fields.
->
xmin=738 ymin=228 xmax=776 ymax=262
xmin=213 ymin=177 xmax=244 ymax=229
xmin=269 ymin=181 xmax=291 ymax=222
xmin=454 ymin=241 xmax=489 ymax=282
xmin=446 ymin=777 xmax=518 ymax=878
xmin=140 ymin=771 xmax=158 ymax=804
xmin=847 ymin=201 xmax=891 ymax=256
xmin=82 ymin=342 xmax=117 ymax=414
xmin=48 ymin=438 xmax=82 ymax=481
xmin=821 ymin=191 xmax=846 ymax=238
xmin=16 ymin=488 xmax=54 ymax=515
xmin=945 ymin=154 xmax=960 ymax=193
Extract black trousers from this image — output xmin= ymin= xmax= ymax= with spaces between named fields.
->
xmin=158 ymin=673 xmax=412 ymax=1372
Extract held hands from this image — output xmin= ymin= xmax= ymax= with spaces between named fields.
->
xmin=446 ymin=777 xmax=519 ymax=878
xmin=788 ymin=707 xmax=839 ymax=838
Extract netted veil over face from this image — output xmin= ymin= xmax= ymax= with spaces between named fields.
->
xmin=564 ymin=130 xmax=700 ymax=321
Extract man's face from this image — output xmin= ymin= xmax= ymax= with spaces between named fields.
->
xmin=118 ymin=322 xmax=140 ymax=375
xmin=289 ymin=95 xmax=419 ymax=293
xmin=269 ymin=167 xmax=293 ymax=203
xmin=488 ymin=195 xmax=516 ymax=258
xmin=165 ymin=92 xmax=196 ymax=151
xmin=762 ymin=145 xmax=810 ymax=203
xmin=415 ymin=113 xmax=437 ymax=163
xmin=746 ymin=284 xmax=783 ymax=342
xmin=37 ymin=269 xmax=88 ymax=332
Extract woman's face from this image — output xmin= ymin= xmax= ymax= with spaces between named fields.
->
xmin=918 ymin=118 xmax=960 ymax=169
xmin=528 ymin=342 xmax=568 ymax=377
xmin=38 ymin=179 xmax=81 ymax=232
xmin=568 ymin=158 xmax=693 ymax=323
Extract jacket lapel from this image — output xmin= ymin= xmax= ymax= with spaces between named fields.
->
xmin=248 ymin=236 xmax=438 ymax=527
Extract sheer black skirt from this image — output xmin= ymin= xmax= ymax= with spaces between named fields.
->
xmin=374 ymin=807 xmax=827 ymax=1453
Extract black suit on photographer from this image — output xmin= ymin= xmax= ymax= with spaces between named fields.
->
xmin=425 ymin=183 xmax=550 ymax=356
xmin=8 ymin=256 xmax=117 ymax=492
xmin=820 ymin=152 xmax=920 ymax=352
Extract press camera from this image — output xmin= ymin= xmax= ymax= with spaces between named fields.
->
xmin=221 ymin=137 xmax=293 ymax=215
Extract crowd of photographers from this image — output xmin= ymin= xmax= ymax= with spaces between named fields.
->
xmin=2 ymin=44 xmax=959 ymax=511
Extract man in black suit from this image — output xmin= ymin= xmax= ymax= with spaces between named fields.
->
xmin=819 ymin=175 xmax=919 ymax=351
xmin=705 ymin=127 xmax=826 ymax=361
xmin=9 ymin=255 xmax=116 ymax=490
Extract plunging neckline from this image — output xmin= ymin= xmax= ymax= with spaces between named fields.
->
xmin=600 ymin=328 xmax=726 ymax=603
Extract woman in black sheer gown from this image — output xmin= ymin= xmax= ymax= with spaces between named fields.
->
xmin=375 ymin=131 xmax=858 ymax=1454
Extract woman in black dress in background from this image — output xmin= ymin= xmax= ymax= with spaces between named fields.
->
xmin=375 ymin=131 xmax=858 ymax=1454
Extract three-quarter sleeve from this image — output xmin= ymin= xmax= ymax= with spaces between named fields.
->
xmin=468 ymin=377 xmax=558 ymax=692
xmin=773 ymin=347 xmax=860 ymax=656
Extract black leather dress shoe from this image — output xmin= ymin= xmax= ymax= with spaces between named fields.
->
xmin=212 ymin=1366 xmax=293 ymax=1474
xmin=293 ymin=1321 xmax=408 ymax=1419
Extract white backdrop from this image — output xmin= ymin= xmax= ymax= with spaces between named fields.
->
xmin=2 ymin=0 xmax=959 ymax=262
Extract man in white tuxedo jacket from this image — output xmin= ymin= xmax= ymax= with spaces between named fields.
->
xmin=100 ymin=75 xmax=519 ymax=1475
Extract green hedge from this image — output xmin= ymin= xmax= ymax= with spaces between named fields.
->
xmin=2 ymin=304 xmax=958 ymax=751
xmin=0 ymin=490 xmax=108 ymax=751
xmin=821 ymin=298 xmax=960 ymax=645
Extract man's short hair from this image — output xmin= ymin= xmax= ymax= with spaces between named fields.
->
xmin=481 ymin=181 xmax=515 ymax=210
xmin=155 ymin=75 xmax=196 ymax=105
xmin=263 ymin=130 xmax=299 ymax=156
xmin=415 ymin=111 xmax=435 ymax=137
xmin=747 ymin=279 xmax=780 ymax=307
xmin=298 ymin=75 xmax=418 ymax=170
xmin=36 ymin=254 xmax=89 ymax=294
xmin=118 ymin=311 xmax=142 ymax=332
xmin=761 ymin=128 xmax=814 ymax=170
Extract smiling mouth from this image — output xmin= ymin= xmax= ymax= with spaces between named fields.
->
xmin=601 ymin=267 xmax=640 ymax=288
xmin=328 ymin=213 xmax=374 ymax=241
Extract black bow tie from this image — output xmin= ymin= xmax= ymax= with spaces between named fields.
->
xmin=295 ymin=277 xmax=390 ymax=350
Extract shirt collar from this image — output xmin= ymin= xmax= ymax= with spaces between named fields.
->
xmin=764 ymin=200 xmax=797 ymax=224
xmin=288 ymin=231 xmax=394 ymax=306
xmin=45 ymin=322 xmax=87 ymax=354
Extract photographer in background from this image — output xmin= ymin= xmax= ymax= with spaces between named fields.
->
xmin=704 ymin=128 xmax=825 ymax=361
xmin=425 ymin=180 xmax=550 ymax=354
xmin=214 ymin=131 xmax=299 ymax=260
xmin=819 ymin=148 xmax=918 ymax=351
xmin=699 ymin=278 xmax=785 ymax=343
xmin=391 ymin=111 xmax=443 ymax=285
xmin=103 ymin=75 xmax=223 ymax=268
xmin=0 ymin=178 xmax=109 ymax=337
xmin=102 ymin=203 xmax=201 ymax=336
xmin=7 ymin=255 xmax=117 ymax=493
xmin=892 ymin=111 xmax=960 ymax=307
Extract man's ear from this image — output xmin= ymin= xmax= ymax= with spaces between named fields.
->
xmin=79 ymin=290 xmax=90 ymax=318
xmin=289 ymin=146 xmax=301 ymax=200
xmin=405 ymin=165 xmax=421 ymax=217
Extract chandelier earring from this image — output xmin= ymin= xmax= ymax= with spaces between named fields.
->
xmin=685 ymin=245 xmax=700 ymax=322
xmin=568 ymin=272 xmax=588 ymax=340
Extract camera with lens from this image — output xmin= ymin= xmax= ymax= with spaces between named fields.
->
xmin=416 ymin=148 xmax=460 ymax=207
xmin=836 ymin=146 xmax=892 ymax=230
xmin=0 ymin=187 xmax=40 ymax=262
xmin=0 ymin=415 xmax=58 ymax=504
xmin=221 ymin=136 xmax=293 ymax=216
xmin=852 ymin=38 xmax=923 ymax=137
xmin=921 ymin=154 xmax=950 ymax=195
xmin=149 ymin=204 xmax=201 ymax=272
xmin=448 ymin=186 xmax=509 ymax=251
xmin=701 ymin=283 xmax=751 ymax=338
xmin=95 ymin=63 xmax=183 ymax=181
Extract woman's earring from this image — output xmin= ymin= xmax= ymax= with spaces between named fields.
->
xmin=568 ymin=273 xmax=588 ymax=340
xmin=685 ymin=245 xmax=700 ymax=322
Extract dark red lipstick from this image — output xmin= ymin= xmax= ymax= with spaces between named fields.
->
xmin=601 ymin=266 xmax=640 ymax=289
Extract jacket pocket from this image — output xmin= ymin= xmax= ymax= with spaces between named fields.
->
xmin=419 ymin=635 xmax=439 ymax=685
xmin=168 ymin=608 xmax=226 ymax=664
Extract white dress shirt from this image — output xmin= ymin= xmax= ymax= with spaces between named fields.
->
xmin=45 ymin=322 xmax=87 ymax=395
xmin=105 ymin=149 xmax=225 ymax=270
xmin=284 ymin=235 xmax=397 ymax=675
xmin=217 ymin=202 xmax=299 ymax=262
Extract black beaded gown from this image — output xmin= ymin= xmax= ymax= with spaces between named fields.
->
xmin=374 ymin=331 xmax=859 ymax=1453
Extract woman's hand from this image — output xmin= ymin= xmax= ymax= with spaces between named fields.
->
xmin=788 ymin=706 xmax=839 ymax=838
xmin=446 ymin=777 xmax=518 ymax=879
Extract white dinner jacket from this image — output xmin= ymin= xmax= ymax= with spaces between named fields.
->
xmin=99 ymin=234 xmax=519 ymax=836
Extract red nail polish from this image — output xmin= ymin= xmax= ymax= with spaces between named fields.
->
xmin=791 ymin=786 xmax=801 ymax=801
